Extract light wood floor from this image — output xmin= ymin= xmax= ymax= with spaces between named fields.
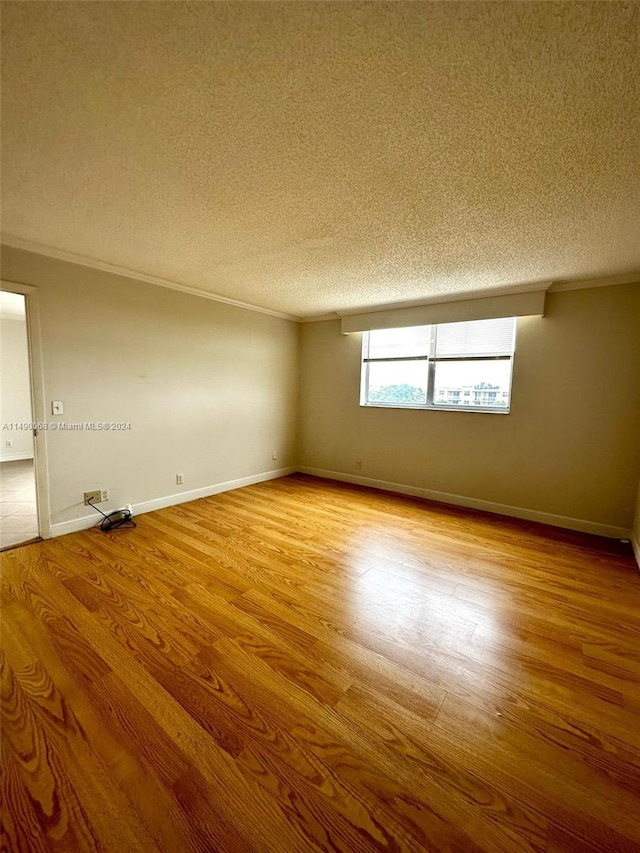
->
xmin=0 ymin=460 xmax=39 ymax=550
xmin=2 ymin=474 xmax=640 ymax=852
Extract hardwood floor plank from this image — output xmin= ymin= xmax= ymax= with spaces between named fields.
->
xmin=202 ymin=644 xmax=482 ymax=852
xmin=206 ymin=636 xmax=539 ymax=853
xmin=235 ymin=740 xmax=423 ymax=853
xmin=2 ymin=473 xmax=640 ymax=851
xmin=1 ymin=612 xmax=158 ymax=853
xmin=3 ymin=611 xmax=188 ymax=849
xmin=434 ymin=691 xmax=640 ymax=851
xmin=173 ymin=583 xmax=353 ymax=706
xmin=12 ymin=553 xmax=330 ymax=851
xmin=334 ymin=681 xmax=549 ymax=853
xmin=175 ymin=581 xmax=319 ymax=652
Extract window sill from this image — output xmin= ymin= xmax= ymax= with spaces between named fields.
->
xmin=360 ymin=402 xmax=510 ymax=414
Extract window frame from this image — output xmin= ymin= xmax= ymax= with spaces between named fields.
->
xmin=360 ymin=319 xmax=516 ymax=414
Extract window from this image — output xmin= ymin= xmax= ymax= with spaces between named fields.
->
xmin=360 ymin=317 xmax=516 ymax=412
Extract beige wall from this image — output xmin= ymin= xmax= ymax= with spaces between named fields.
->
xmin=299 ymin=285 xmax=640 ymax=534
xmin=1 ymin=246 xmax=299 ymax=531
xmin=0 ymin=315 xmax=34 ymax=460
xmin=2 ymin=242 xmax=638 ymax=541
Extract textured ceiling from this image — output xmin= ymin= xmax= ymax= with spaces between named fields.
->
xmin=2 ymin=2 xmax=639 ymax=318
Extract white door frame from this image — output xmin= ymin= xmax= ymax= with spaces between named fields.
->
xmin=1 ymin=280 xmax=52 ymax=539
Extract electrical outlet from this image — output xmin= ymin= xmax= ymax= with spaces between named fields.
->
xmin=176 ymin=473 xmax=184 ymax=485
xmin=355 ymin=460 xmax=362 ymax=470
xmin=100 ymin=489 xmax=109 ymax=502
xmin=84 ymin=490 xmax=101 ymax=505
xmin=5 ymin=440 xmax=12 ymax=448
xmin=272 ymin=451 xmax=278 ymax=461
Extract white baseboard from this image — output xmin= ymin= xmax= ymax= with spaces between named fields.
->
xmin=298 ymin=466 xmax=631 ymax=540
xmin=0 ymin=451 xmax=34 ymax=463
xmin=50 ymin=466 xmax=297 ymax=538
xmin=41 ymin=463 xmax=639 ymax=547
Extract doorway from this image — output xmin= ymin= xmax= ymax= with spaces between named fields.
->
xmin=0 ymin=290 xmax=40 ymax=549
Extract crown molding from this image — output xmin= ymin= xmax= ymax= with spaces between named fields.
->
xmin=298 ymin=313 xmax=340 ymax=323
xmin=549 ymin=272 xmax=640 ymax=292
xmin=0 ymin=234 xmax=300 ymax=322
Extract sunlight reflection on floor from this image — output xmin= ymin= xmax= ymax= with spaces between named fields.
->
xmin=342 ymin=529 xmax=509 ymax=678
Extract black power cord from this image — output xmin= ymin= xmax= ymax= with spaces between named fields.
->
xmin=87 ymin=497 xmax=137 ymax=531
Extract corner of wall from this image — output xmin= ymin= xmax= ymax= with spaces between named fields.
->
xmin=632 ymin=480 xmax=640 ymax=571
xmin=294 ymin=321 xmax=303 ymax=469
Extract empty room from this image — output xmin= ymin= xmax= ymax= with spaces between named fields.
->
xmin=1 ymin=2 xmax=640 ymax=851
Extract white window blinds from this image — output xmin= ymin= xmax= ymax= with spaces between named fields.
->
xmin=367 ymin=326 xmax=432 ymax=360
xmin=434 ymin=318 xmax=516 ymax=359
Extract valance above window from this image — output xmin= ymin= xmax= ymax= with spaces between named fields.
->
xmin=340 ymin=287 xmax=548 ymax=334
